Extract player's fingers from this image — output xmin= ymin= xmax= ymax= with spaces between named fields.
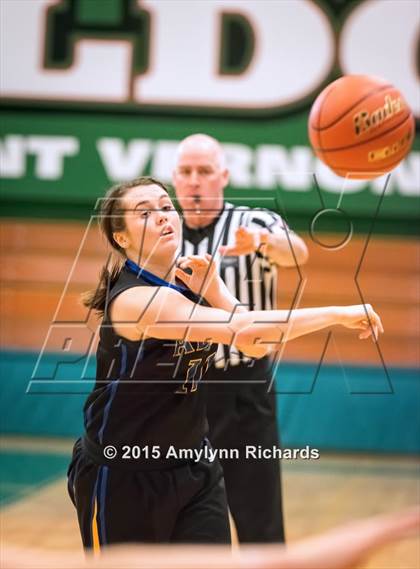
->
xmin=204 ymin=253 xmax=217 ymax=271
xmin=186 ymin=255 xmax=208 ymax=264
xmin=178 ymin=260 xmax=193 ymax=270
xmin=360 ymin=320 xmax=379 ymax=342
xmin=356 ymin=317 xmax=371 ymax=338
xmin=361 ymin=329 xmax=373 ymax=340
xmin=174 ymin=268 xmax=190 ymax=285
xmin=359 ymin=328 xmax=371 ymax=340
xmin=365 ymin=324 xmax=378 ymax=342
xmin=365 ymin=309 xmax=383 ymax=341
xmin=372 ymin=310 xmax=384 ymax=334
xmin=179 ymin=257 xmax=207 ymax=269
xmin=368 ymin=317 xmax=379 ymax=341
xmin=366 ymin=305 xmax=384 ymax=333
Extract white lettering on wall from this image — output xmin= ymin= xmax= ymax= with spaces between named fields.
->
xmin=223 ymin=144 xmax=253 ymax=187
xmin=0 ymin=136 xmax=26 ymax=177
xmin=0 ymin=0 xmax=417 ymax=117
xmin=0 ymin=0 xmax=132 ymax=102
xmin=255 ymin=146 xmax=313 ymax=190
xmin=1 ymin=134 xmax=418 ymax=200
xmin=151 ymin=141 xmax=180 ymax=182
xmin=370 ymin=154 xmax=420 ymax=197
xmin=97 ymin=138 xmax=152 ymax=181
xmin=137 ymin=0 xmax=334 ymax=108
xmin=314 ymin=161 xmax=366 ymax=194
xmin=0 ymin=135 xmax=78 ymax=179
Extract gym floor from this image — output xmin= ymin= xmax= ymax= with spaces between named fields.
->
xmin=1 ymin=436 xmax=419 ymax=568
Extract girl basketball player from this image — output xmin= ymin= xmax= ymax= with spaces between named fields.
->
xmin=67 ymin=177 xmax=383 ymax=550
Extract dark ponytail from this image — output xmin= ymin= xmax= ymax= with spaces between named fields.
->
xmin=82 ymin=176 xmax=169 ymax=315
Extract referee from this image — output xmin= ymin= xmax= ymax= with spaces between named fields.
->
xmin=172 ymin=134 xmax=308 ymax=543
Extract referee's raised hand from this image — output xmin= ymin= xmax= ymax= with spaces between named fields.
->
xmin=219 ymin=226 xmax=269 ymax=256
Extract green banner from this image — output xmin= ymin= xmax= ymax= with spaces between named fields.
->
xmin=1 ymin=110 xmax=419 ymax=231
xmin=1 ymin=0 xmax=419 ymax=233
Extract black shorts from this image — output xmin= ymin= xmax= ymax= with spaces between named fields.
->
xmin=67 ymin=438 xmax=231 ymax=549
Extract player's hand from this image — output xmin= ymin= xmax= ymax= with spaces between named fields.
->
xmin=338 ymin=304 xmax=384 ymax=341
xmin=235 ymin=340 xmax=271 ymax=360
xmin=219 ymin=226 xmax=269 ymax=257
xmin=175 ymin=254 xmax=221 ymax=297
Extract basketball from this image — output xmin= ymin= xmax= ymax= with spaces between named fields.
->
xmin=308 ymin=75 xmax=415 ymax=179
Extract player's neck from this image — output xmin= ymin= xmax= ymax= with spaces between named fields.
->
xmin=127 ymin=255 xmax=177 ymax=284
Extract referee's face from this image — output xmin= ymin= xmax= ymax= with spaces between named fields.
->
xmin=172 ymin=148 xmax=228 ymax=229
xmin=115 ymin=185 xmax=181 ymax=267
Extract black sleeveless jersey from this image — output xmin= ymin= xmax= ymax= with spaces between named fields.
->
xmin=82 ymin=261 xmax=217 ymax=467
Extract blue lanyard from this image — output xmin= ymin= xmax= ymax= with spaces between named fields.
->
xmin=125 ymin=259 xmax=188 ymax=294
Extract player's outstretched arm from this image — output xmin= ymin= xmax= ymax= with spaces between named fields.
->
xmin=173 ymin=254 xmax=383 ymax=348
xmin=234 ymin=303 xmax=384 ymax=348
xmin=110 ymin=283 xmax=383 ymax=354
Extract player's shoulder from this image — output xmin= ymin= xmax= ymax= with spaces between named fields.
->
xmin=111 ymin=285 xmax=159 ymax=319
xmin=115 ymin=285 xmax=185 ymax=311
xmin=113 ymin=286 xmax=200 ymax=317
xmin=113 ymin=285 xmax=181 ymax=317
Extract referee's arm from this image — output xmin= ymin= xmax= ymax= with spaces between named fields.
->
xmin=261 ymin=224 xmax=308 ymax=267
xmin=219 ymin=211 xmax=308 ymax=267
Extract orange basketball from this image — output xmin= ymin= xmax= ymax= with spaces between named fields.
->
xmin=308 ymin=75 xmax=415 ymax=179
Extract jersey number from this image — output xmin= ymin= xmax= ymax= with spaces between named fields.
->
xmin=175 ymin=353 xmax=216 ymax=394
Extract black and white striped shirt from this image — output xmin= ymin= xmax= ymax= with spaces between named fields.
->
xmin=181 ymin=202 xmax=288 ymax=368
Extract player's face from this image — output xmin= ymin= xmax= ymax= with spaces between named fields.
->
xmin=115 ymin=185 xmax=181 ymax=265
xmin=172 ymin=147 xmax=228 ymax=228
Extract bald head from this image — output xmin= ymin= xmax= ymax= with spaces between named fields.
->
xmin=172 ymin=133 xmax=229 ymax=229
xmin=175 ymin=133 xmax=226 ymax=170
